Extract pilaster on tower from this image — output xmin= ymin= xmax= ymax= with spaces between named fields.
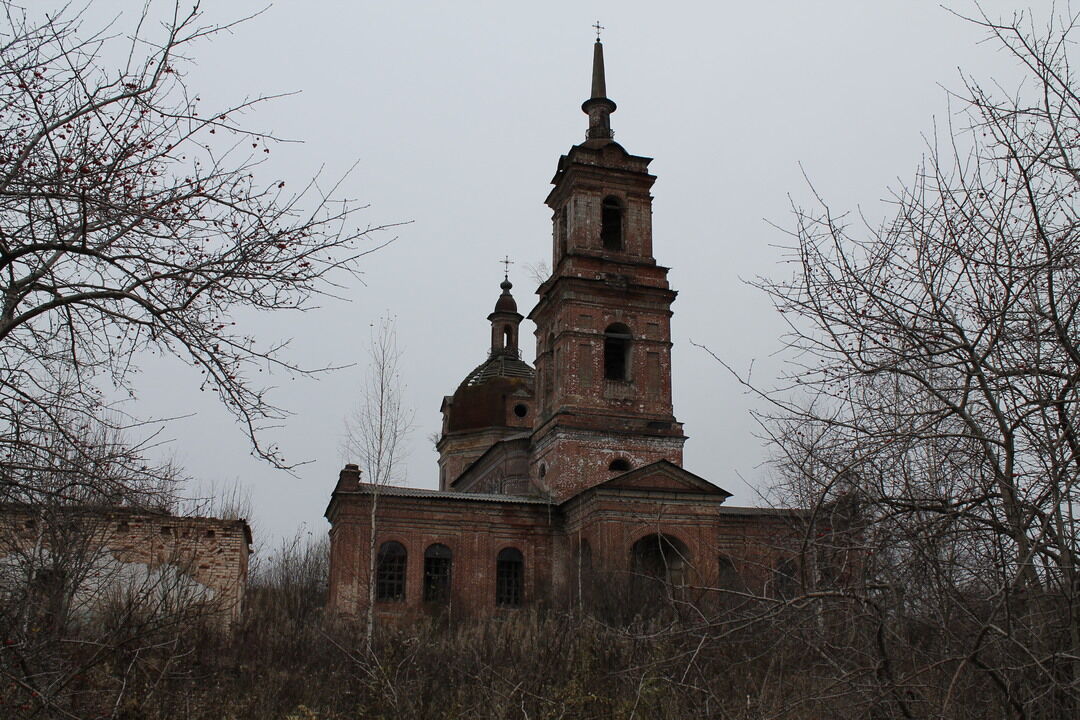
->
xmin=527 ymin=38 xmax=686 ymax=503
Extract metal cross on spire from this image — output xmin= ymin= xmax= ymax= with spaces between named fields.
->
xmin=593 ymin=21 xmax=604 ymax=41
xmin=500 ymin=255 xmax=514 ymax=279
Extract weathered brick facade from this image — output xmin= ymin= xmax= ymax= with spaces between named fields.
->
xmin=0 ymin=505 xmax=251 ymax=626
xmin=326 ymin=39 xmax=819 ymax=621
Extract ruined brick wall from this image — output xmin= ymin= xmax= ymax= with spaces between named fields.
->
xmin=0 ymin=505 xmax=251 ymax=626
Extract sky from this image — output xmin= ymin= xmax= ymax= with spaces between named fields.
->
xmin=33 ymin=0 xmax=1038 ymax=547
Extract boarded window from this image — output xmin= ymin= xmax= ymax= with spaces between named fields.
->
xmin=376 ymin=541 xmax=407 ymax=602
xmin=578 ymin=343 xmax=594 ymax=388
xmin=423 ymin=544 xmax=452 ymax=603
xmin=646 ymin=352 xmax=661 ymax=397
xmin=496 ymin=547 xmax=524 ymax=607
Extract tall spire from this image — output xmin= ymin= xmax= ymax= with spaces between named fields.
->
xmin=581 ymin=37 xmax=616 ymax=143
xmin=590 ymin=38 xmax=607 ymax=98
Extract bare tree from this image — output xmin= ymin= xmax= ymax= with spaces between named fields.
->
xmin=0 ymin=1 xmax=390 ymax=509
xmin=342 ymin=314 xmax=413 ymax=651
xmin=725 ymin=6 xmax=1080 ymax=717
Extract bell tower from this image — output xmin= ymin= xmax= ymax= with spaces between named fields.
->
xmin=528 ymin=38 xmax=685 ymax=502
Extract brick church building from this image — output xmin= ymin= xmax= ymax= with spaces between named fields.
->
xmin=325 ymin=39 xmax=812 ymax=620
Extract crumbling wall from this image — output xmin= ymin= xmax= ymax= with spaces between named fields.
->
xmin=0 ymin=505 xmax=251 ymax=627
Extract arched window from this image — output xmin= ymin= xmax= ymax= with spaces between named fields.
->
xmin=423 ymin=543 xmax=452 ymax=603
xmin=631 ymin=534 xmax=689 ymax=586
xmin=604 ymin=323 xmax=631 ymax=381
xmin=376 ymin=541 xmax=407 ymax=602
xmin=496 ymin=547 xmax=524 ymax=607
xmin=601 ymin=196 xmax=623 ymax=251
xmin=773 ymin=558 xmax=798 ymax=600
xmin=503 ymin=325 xmax=514 ymax=353
xmin=608 ymin=458 xmax=631 ymax=472
xmin=575 ymin=539 xmax=593 ymax=572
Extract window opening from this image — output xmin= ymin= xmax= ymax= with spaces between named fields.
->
xmin=503 ymin=325 xmax=514 ymax=352
xmin=773 ymin=558 xmax=798 ymax=600
xmin=513 ymin=403 xmax=528 ymax=418
xmin=604 ymin=323 xmax=631 ymax=381
xmin=601 ymin=196 xmax=623 ymax=251
xmin=496 ymin=547 xmax=524 ymax=607
xmin=423 ymin=544 xmax=452 ymax=603
xmin=376 ymin=541 xmax=407 ymax=601
xmin=632 ymin=534 xmax=688 ymax=586
xmin=576 ymin=539 xmax=593 ymax=572
xmin=609 ymin=458 xmax=631 ymax=472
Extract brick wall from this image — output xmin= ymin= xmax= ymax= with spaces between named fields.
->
xmin=326 ymin=479 xmax=556 ymax=621
xmin=0 ymin=505 xmax=251 ymax=627
xmin=326 ymin=464 xmax=819 ymax=620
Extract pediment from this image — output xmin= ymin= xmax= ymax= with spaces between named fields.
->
xmin=597 ymin=460 xmax=731 ymax=499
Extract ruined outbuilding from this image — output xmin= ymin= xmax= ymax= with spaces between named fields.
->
xmin=0 ymin=504 xmax=251 ymax=627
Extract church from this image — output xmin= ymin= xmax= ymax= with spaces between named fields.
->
xmin=325 ymin=39 xmax=813 ymax=620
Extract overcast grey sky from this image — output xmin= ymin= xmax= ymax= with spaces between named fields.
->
xmin=35 ymin=1 xmax=1037 ymax=546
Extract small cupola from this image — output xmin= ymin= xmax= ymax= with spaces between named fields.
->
xmin=488 ymin=276 xmax=523 ymax=358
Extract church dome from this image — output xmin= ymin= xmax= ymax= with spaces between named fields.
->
xmin=442 ymin=276 xmax=535 ymax=434
xmin=446 ymin=357 xmax=533 ymax=433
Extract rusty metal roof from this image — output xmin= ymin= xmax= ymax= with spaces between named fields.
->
xmin=345 ymin=483 xmax=552 ymax=505
xmin=460 ymin=353 xmax=534 ymax=387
